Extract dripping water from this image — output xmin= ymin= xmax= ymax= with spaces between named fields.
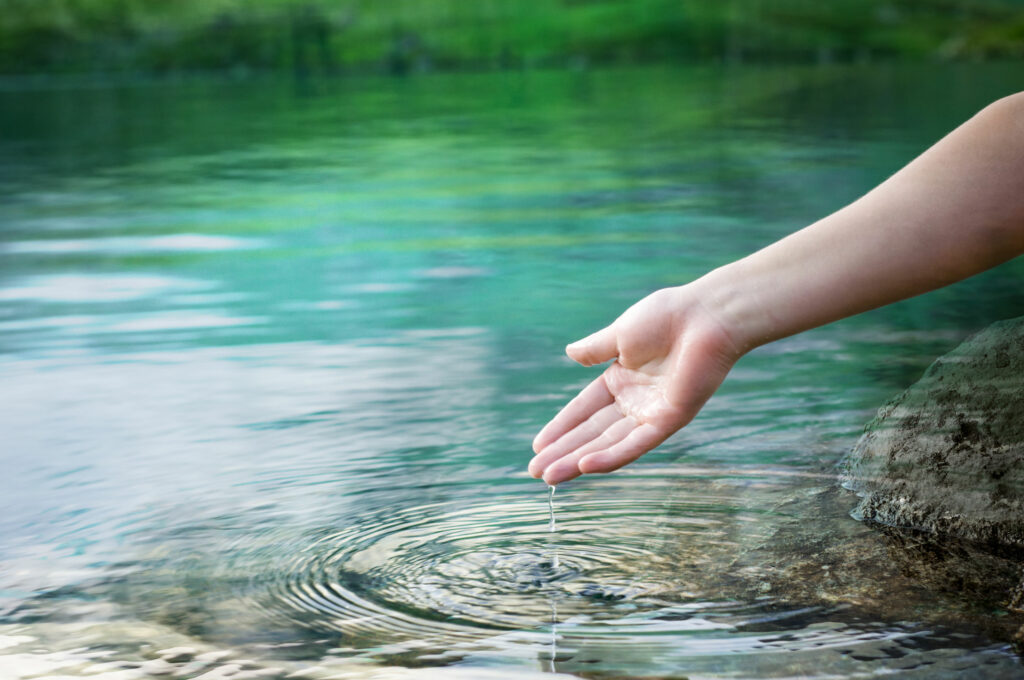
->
xmin=547 ymin=485 xmax=559 ymax=570
xmin=547 ymin=485 xmax=556 ymax=532
xmin=548 ymin=485 xmax=560 ymax=670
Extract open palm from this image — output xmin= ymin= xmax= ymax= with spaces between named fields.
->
xmin=529 ymin=286 xmax=741 ymax=485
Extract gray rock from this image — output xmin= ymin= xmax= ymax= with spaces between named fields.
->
xmin=841 ymin=316 xmax=1024 ymax=550
xmin=156 ymin=646 xmax=196 ymax=663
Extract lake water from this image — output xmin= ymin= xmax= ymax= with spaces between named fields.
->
xmin=2 ymin=64 xmax=1024 ymax=679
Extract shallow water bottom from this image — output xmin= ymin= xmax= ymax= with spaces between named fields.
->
xmin=3 ymin=452 xmax=1022 ymax=678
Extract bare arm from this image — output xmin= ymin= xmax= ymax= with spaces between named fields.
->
xmin=530 ymin=92 xmax=1024 ymax=486
xmin=711 ymin=92 xmax=1024 ymax=351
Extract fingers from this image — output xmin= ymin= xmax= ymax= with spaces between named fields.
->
xmin=539 ymin=415 xmax=638 ymax=485
xmin=578 ymin=424 xmax=665 ymax=475
xmin=528 ymin=403 xmax=620 ymax=477
xmin=566 ymin=325 xmax=618 ymax=367
xmin=532 ymin=375 xmax=614 ymax=453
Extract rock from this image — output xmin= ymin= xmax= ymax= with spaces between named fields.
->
xmin=156 ymin=646 xmax=196 ymax=663
xmin=193 ymin=664 xmax=242 ymax=679
xmin=725 ymin=486 xmax=1024 ymax=641
xmin=138 ymin=658 xmax=177 ymax=675
xmin=841 ymin=316 xmax=1024 ymax=550
xmin=194 ymin=650 xmax=234 ymax=664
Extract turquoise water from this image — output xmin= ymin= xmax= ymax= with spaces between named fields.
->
xmin=2 ymin=64 xmax=1024 ymax=678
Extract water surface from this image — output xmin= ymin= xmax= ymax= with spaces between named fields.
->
xmin=2 ymin=64 xmax=1024 ymax=678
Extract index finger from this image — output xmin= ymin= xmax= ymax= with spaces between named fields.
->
xmin=532 ymin=374 xmax=614 ymax=453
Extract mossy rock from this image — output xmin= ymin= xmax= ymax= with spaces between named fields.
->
xmin=842 ymin=316 xmax=1024 ymax=551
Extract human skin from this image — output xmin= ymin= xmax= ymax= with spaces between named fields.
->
xmin=530 ymin=92 xmax=1024 ymax=486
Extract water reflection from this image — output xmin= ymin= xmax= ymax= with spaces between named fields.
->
xmin=0 ymin=273 xmax=210 ymax=303
xmin=1 ymin=234 xmax=261 ymax=256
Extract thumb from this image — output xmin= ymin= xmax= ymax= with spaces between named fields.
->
xmin=566 ymin=325 xmax=618 ymax=366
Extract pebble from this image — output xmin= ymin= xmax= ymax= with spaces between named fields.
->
xmin=194 ymin=650 xmax=234 ymax=664
xmin=193 ymin=664 xmax=242 ymax=679
xmin=139 ymin=657 xmax=177 ymax=676
xmin=158 ymin=646 xmax=197 ymax=663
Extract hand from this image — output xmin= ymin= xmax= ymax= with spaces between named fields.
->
xmin=532 ymin=94 xmax=1024 ymax=486
xmin=529 ymin=284 xmax=744 ymax=485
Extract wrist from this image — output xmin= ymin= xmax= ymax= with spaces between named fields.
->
xmin=691 ymin=260 xmax=778 ymax=355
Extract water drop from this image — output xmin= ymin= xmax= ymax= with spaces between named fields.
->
xmin=547 ymin=485 xmax=556 ymax=533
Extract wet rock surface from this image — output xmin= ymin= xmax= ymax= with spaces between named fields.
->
xmin=723 ymin=486 xmax=1024 ymax=644
xmin=841 ymin=316 xmax=1024 ymax=550
xmin=722 ymin=318 xmax=1024 ymax=647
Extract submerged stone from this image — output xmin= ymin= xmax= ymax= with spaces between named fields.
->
xmin=841 ymin=316 xmax=1024 ymax=550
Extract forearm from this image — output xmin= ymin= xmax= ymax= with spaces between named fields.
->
xmin=703 ymin=92 xmax=1024 ymax=352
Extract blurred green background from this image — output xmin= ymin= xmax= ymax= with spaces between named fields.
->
xmin=2 ymin=0 xmax=1023 ymax=77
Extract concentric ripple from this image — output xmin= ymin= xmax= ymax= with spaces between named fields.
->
xmin=259 ymin=495 xmax=695 ymax=635
xmin=248 ymin=495 xmax=668 ymax=641
xmin=12 ymin=471 xmax=1022 ymax=677
xmin=229 ymin=475 xmax=972 ymax=672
